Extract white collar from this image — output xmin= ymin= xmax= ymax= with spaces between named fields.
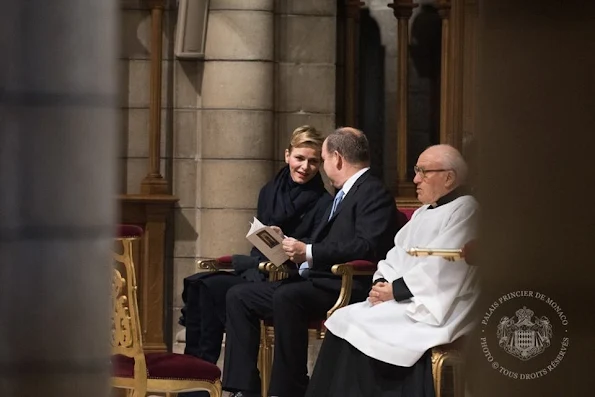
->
xmin=339 ymin=167 xmax=370 ymax=196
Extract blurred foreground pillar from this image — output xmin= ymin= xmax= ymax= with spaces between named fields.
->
xmin=467 ymin=1 xmax=595 ymax=396
xmin=0 ymin=1 xmax=119 ymax=396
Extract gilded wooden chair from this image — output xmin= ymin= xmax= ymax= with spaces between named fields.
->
xmin=431 ymin=338 xmax=466 ymax=397
xmin=406 ymin=239 xmax=478 ymax=397
xmin=111 ymin=225 xmax=222 ymax=397
xmin=196 ymin=255 xmax=234 ymax=272
xmin=257 ymin=259 xmax=377 ymax=397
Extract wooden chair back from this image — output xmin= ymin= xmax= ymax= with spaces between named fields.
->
xmin=112 ymin=235 xmax=148 ymax=395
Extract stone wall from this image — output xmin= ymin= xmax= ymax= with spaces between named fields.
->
xmin=274 ymin=0 xmax=337 ymax=170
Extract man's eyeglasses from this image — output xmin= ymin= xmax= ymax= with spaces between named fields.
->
xmin=413 ymin=166 xmax=451 ymax=178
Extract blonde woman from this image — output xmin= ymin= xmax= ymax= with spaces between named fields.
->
xmin=180 ymin=126 xmax=332 ymax=365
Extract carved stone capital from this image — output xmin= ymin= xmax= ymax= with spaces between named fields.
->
xmin=388 ymin=0 xmax=417 ymax=20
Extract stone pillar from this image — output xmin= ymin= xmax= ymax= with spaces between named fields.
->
xmin=465 ymin=1 xmax=595 ymax=395
xmin=275 ymin=0 xmax=337 ymax=170
xmin=0 ymin=1 xmax=118 ymax=396
xmin=199 ymin=0 xmax=275 ymax=257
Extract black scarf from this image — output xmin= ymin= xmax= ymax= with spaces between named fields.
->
xmin=234 ymin=166 xmax=327 ymax=280
xmin=260 ymin=166 xmax=326 ymax=238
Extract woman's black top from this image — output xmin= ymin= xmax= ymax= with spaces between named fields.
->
xmin=250 ymin=165 xmax=332 ymax=262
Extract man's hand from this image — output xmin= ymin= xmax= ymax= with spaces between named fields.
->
xmin=282 ymin=237 xmax=307 ymax=263
xmin=270 ymin=226 xmax=284 ymax=238
xmin=368 ymin=282 xmax=393 ymax=305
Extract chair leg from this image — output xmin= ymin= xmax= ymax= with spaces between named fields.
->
xmin=259 ymin=322 xmax=273 ymax=397
xmin=453 ymin=361 xmax=465 ymax=397
xmin=432 ymin=353 xmax=445 ymax=397
xmin=130 ymin=390 xmax=146 ymax=397
xmin=206 ymin=379 xmax=223 ymax=397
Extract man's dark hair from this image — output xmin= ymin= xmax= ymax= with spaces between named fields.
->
xmin=325 ymin=127 xmax=370 ymax=165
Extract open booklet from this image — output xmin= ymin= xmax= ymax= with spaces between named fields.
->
xmin=246 ymin=217 xmax=289 ymax=267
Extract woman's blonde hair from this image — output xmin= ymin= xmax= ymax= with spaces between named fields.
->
xmin=288 ymin=125 xmax=324 ymax=152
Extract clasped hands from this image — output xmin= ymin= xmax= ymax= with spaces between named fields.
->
xmin=368 ymin=282 xmax=393 ymax=305
xmin=270 ymin=226 xmax=307 ymax=264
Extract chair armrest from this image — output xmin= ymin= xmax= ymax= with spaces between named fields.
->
xmin=327 ymin=260 xmax=377 ymax=318
xmin=196 ymin=255 xmax=234 ymax=271
xmin=341 ymin=259 xmax=377 ymax=275
xmin=259 ymin=261 xmax=290 ymax=281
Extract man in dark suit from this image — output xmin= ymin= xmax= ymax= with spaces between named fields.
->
xmin=222 ymin=127 xmax=400 ymax=397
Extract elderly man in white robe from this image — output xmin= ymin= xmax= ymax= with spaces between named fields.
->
xmin=306 ymin=144 xmax=479 ymax=397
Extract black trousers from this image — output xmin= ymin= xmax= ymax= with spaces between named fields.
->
xmin=222 ymin=277 xmax=338 ymax=397
xmin=184 ymin=272 xmax=248 ymax=364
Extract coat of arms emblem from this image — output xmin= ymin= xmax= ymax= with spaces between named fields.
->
xmin=496 ymin=306 xmax=553 ymax=361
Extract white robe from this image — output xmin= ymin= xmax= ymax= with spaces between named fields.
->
xmin=324 ymin=195 xmax=479 ymax=367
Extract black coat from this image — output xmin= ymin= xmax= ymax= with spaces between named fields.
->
xmin=307 ymin=171 xmax=401 ymax=297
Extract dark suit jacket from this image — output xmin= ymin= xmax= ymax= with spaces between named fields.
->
xmin=307 ymin=170 xmax=401 ymax=297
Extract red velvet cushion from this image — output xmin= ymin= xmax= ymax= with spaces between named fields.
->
xmin=345 ymin=260 xmax=377 ymax=272
xmin=216 ymin=255 xmax=234 ymax=270
xmin=112 ymin=353 xmax=221 ymax=381
xmin=400 ymin=208 xmax=416 ymax=221
xmin=117 ymin=224 xmax=144 ymax=238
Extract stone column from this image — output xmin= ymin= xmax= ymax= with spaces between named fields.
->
xmin=465 ymin=1 xmax=595 ymax=395
xmin=274 ymin=0 xmax=337 ymax=171
xmin=199 ymin=0 xmax=275 ymax=257
xmin=0 ymin=1 xmax=118 ymax=396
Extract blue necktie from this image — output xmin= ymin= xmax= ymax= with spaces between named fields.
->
xmin=328 ymin=190 xmax=345 ymax=220
xmin=299 ymin=190 xmax=345 ymax=277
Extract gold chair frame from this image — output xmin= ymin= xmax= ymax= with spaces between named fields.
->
xmin=112 ymin=238 xmax=222 ymax=397
xmin=431 ymin=343 xmax=465 ymax=397
xmin=406 ymin=247 xmax=464 ymax=260
xmin=407 ymin=245 xmax=471 ymax=396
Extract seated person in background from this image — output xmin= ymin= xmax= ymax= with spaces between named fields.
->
xmin=180 ymin=125 xmax=332 ymax=364
xmin=306 ymin=144 xmax=479 ymax=397
xmin=222 ymin=127 xmax=401 ymax=397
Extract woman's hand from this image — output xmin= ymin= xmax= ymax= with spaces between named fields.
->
xmin=270 ymin=226 xmax=284 ymax=238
